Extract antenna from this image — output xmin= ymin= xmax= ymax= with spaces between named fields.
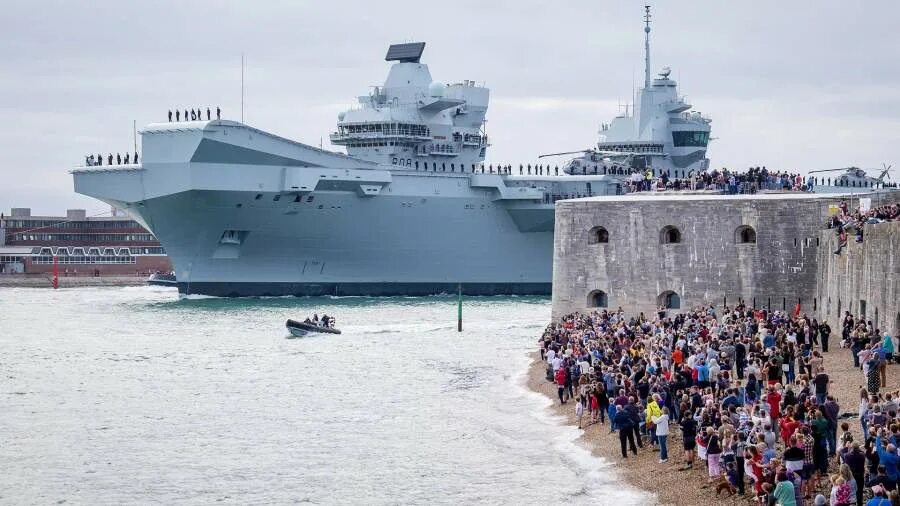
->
xmin=241 ymin=53 xmax=245 ymax=123
xmin=643 ymin=5 xmax=652 ymax=89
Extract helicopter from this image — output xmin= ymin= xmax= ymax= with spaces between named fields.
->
xmin=807 ymin=163 xmax=896 ymax=190
xmin=537 ymin=148 xmax=662 ymax=176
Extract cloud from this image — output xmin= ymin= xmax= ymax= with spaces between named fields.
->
xmin=1 ymin=0 xmax=898 ymax=213
xmin=492 ymin=97 xmax=620 ymax=112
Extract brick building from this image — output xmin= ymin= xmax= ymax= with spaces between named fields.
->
xmin=0 ymin=207 xmax=171 ymax=276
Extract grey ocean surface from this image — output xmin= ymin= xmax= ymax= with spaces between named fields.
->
xmin=0 ymin=287 xmax=647 ymax=505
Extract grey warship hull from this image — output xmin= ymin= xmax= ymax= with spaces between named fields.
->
xmin=73 ymin=120 xmax=607 ymax=297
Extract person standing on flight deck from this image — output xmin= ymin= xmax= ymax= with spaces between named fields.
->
xmin=207 ymin=107 xmax=211 ymax=120
xmin=168 ymin=110 xmax=172 ymax=122
xmin=216 ymin=106 xmax=221 ymax=120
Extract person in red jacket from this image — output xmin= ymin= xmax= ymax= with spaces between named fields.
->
xmin=766 ymin=386 xmax=782 ymax=424
xmin=555 ymin=366 xmax=568 ymax=404
xmin=779 ymin=407 xmax=800 ymax=445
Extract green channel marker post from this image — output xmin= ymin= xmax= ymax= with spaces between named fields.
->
xmin=457 ymin=283 xmax=462 ymax=332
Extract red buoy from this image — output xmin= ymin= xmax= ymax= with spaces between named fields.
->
xmin=51 ymin=255 xmax=59 ymax=289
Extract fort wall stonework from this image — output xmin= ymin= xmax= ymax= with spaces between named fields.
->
xmin=551 ymin=192 xmax=899 ymax=322
xmin=815 ymin=221 xmax=899 ymax=338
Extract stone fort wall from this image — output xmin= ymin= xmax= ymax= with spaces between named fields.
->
xmin=815 ymin=220 xmax=899 ymax=338
xmin=551 ymin=192 xmax=899 ymax=321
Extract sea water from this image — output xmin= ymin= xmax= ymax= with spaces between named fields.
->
xmin=0 ymin=287 xmax=647 ymax=505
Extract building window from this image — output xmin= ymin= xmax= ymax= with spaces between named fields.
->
xmin=660 ymin=225 xmax=681 ymax=244
xmin=589 ymin=226 xmax=609 ymax=244
xmin=587 ymin=290 xmax=608 ymax=308
xmin=735 ymin=225 xmax=757 ymax=244
xmin=658 ymin=290 xmax=680 ymax=309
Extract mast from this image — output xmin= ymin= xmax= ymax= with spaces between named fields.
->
xmin=643 ymin=5 xmax=652 ymax=89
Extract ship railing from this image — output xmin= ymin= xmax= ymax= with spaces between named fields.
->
xmin=329 ymin=132 xmax=432 ymax=142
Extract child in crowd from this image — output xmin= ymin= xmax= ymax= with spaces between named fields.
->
xmin=575 ymin=395 xmax=585 ymax=428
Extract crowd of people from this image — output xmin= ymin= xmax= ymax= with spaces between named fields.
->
xmin=168 ymin=106 xmax=221 ymax=122
xmin=84 ymin=151 xmax=139 ymax=167
xmin=829 ymin=200 xmax=900 ymax=253
xmin=625 ymin=167 xmax=818 ymax=194
xmin=540 ymin=304 xmax=898 ymax=505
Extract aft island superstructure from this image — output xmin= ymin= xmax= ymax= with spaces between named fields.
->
xmin=73 ymin=11 xmax=711 ymax=297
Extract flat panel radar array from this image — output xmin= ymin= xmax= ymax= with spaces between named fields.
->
xmin=385 ymin=43 xmax=426 ymax=63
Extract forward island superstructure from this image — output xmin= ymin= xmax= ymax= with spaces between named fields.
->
xmin=72 ymin=11 xmax=718 ymax=297
xmin=558 ymin=6 xmax=711 ymax=177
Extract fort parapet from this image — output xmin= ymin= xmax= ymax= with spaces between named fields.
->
xmin=551 ymin=192 xmax=900 ymax=322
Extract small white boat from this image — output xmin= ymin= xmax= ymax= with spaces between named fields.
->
xmin=285 ymin=319 xmax=341 ymax=338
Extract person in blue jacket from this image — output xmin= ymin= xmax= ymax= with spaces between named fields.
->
xmin=875 ymin=429 xmax=899 ymax=485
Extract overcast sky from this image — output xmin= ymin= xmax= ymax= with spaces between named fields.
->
xmin=2 ymin=0 xmax=898 ymax=215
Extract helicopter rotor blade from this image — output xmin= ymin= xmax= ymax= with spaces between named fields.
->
xmin=537 ymin=149 xmax=592 ymax=159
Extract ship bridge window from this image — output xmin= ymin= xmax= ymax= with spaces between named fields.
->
xmin=660 ymin=225 xmax=682 ymax=244
xmin=735 ymin=225 xmax=756 ymax=244
xmin=589 ymin=226 xmax=609 ymax=244
xmin=672 ymin=131 xmax=709 ymax=147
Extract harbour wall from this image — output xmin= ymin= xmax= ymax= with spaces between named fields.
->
xmin=0 ymin=274 xmax=147 ymax=288
xmin=551 ymin=192 xmax=900 ymax=321
xmin=814 ymin=220 xmax=899 ymax=338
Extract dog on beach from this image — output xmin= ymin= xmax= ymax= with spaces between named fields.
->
xmin=714 ymin=474 xmax=736 ymax=496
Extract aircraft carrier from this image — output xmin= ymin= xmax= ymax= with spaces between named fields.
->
xmin=71 ymin=9 xmax=717 ymax=296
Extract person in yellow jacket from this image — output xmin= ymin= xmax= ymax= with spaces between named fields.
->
xmin=644 ymin=169 xmax=653 ymax=191
xmin=645 ymin=393 xmax=663 ymax=448
xmin=645 ymin=394 xmax=662 ymax=425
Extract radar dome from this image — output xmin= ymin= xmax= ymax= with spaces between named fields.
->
xmin=428 ymin=81 xmax=445 ymax=98
xmin=337 ymin=112 xmax=346 ymax=121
